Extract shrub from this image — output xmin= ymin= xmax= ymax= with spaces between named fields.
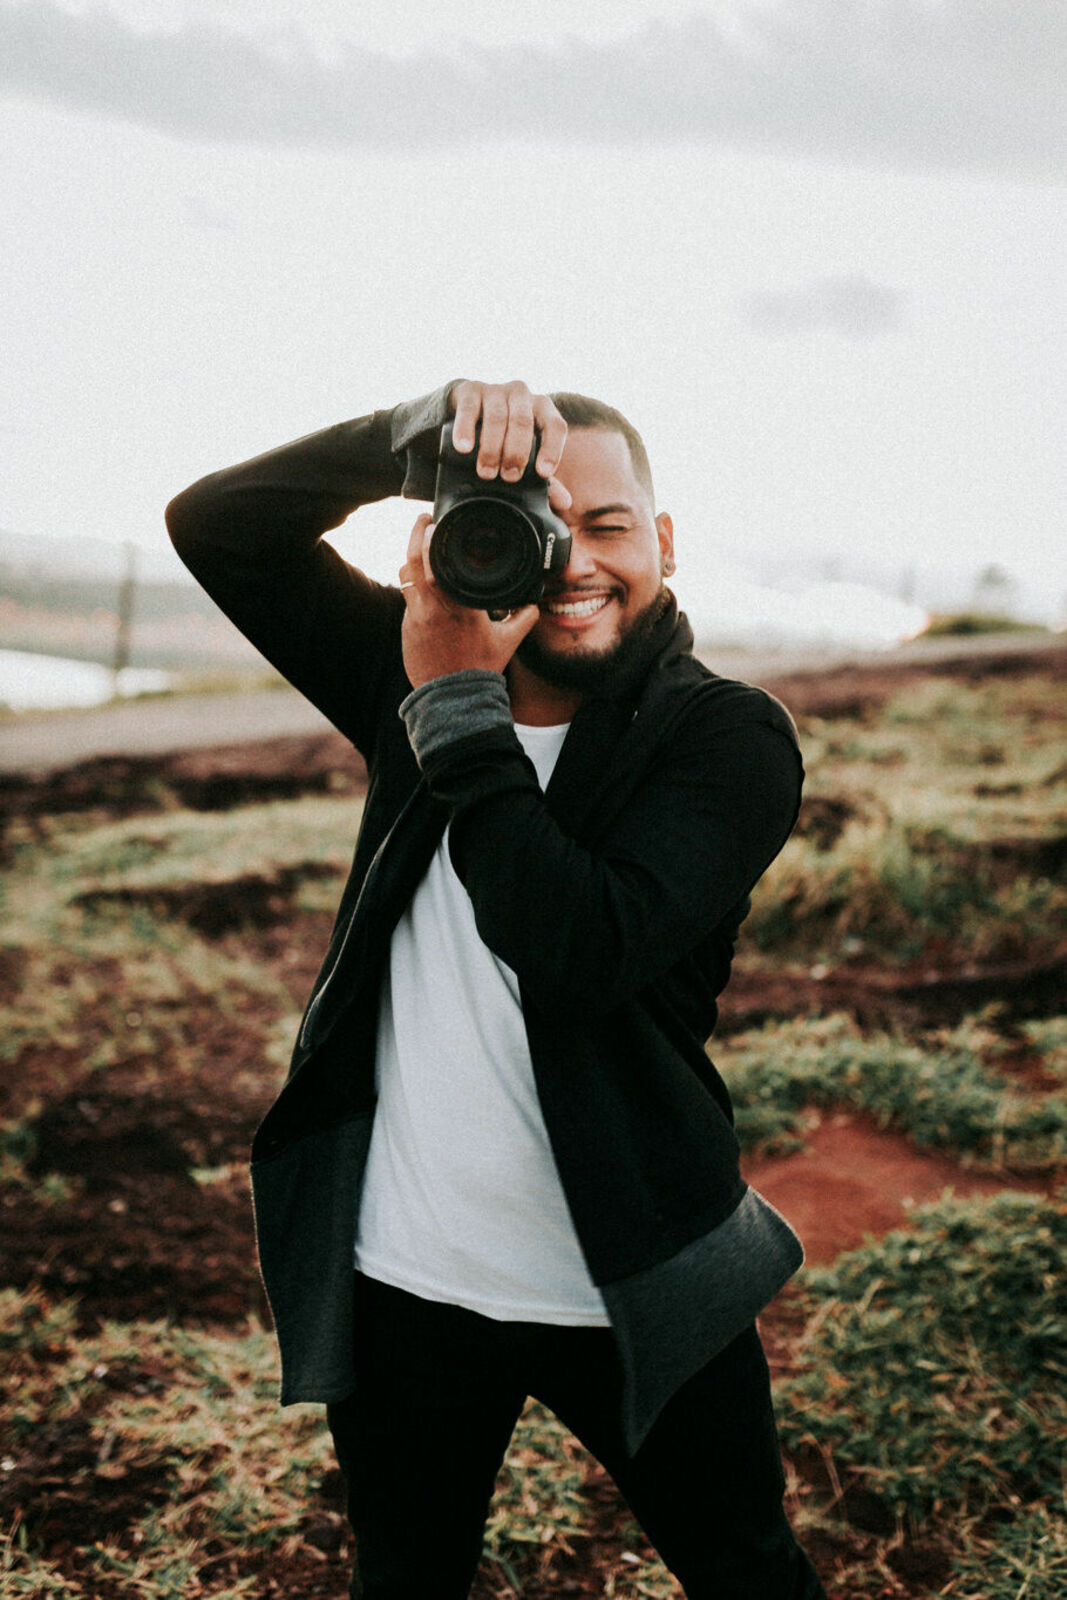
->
xmin=774 ymin=1192 xmax=1067 ymax=1521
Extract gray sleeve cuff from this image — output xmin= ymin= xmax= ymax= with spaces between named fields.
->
xmin=389 ymin=380 xmax=464 ymax=501
xmin=399 ymin=669 xmax=512 ymax=768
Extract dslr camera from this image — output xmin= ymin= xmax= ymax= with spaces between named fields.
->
xmin=430 ymin=422 xmax=572 ymax=612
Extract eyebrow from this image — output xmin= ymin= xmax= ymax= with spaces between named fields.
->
xmin=577 ymin=503 xmax=635 ymax=522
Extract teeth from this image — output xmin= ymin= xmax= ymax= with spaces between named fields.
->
xmin=544 ymin=595 xmax=611 ymax=617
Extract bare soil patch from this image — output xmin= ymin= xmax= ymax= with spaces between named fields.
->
xmin=28 ymin=1075 xmax=262 ymax=1184
xmin=743 ymin=1108 xmax=1057 ymax=1268
xmin=4 ymin=1055 xmax=269 ymax=1329
xmin=0 ymin=730 xmax=365 ymax=829
xmin=3 ymin=1415 xmax=179 ymax=1553
xmin=721 ymin=948 xmax=1067 ymax=1034
xmin=0 ymin=1173 xmax=267 ymax=1329
xmin=790 ymin=791 xmax=888 ymax=850
xmin=72 ymin=860 xmax=340 ymax=938
xmin=3 ymin=985 xmax=281 ymax=1329
xmin=763 ymin=640 xmax=1067 ymax=721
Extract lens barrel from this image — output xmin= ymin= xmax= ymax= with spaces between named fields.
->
xmin=430 ymin=499 xmax=545 ymax=610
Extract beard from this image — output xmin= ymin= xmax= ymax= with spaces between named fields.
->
xmin=515 ymin=585 xmax=672 ymax=694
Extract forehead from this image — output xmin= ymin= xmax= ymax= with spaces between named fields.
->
xmin=556 ymin=428 xmax=647 ymax=516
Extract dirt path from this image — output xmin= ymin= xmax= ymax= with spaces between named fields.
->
xmin=0 ymin=685 xmax=332 ymax=773
xmin=2 ymin=630 xmax=1061 ymax=775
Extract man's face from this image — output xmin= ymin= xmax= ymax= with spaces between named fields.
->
xmin=516 ymin=427 xmax=675 ymax=692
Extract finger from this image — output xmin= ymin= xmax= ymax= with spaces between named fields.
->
xmin=450 ymin=382 xmax=481 ymax=452
xmin=547 ymin=475 xmax=573 ymax=514
xmin=493 ymin=603 xmax=541 ymax=641
xmin=532 ymin=401 xmax=567 ymax=478
xmin=404 ymin=512 xmax=435 ymax=576
xmin=475 ymin=392 xmax=509 ymax=478
xmin=420 ymin=521 xmax=436 ymax=586
xmin=500 ymin=384 xmax=535 ymax=482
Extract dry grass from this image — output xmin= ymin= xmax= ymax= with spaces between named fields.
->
xmin=746 ymin=675 xmax=1067 ymax=967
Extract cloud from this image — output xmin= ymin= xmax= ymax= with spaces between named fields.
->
xmin=0 ymin=1 xmax=1064 ymax=179
xmin=742 ymin=274 xmax=904 ymax=338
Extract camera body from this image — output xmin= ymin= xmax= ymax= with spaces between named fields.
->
xmin=430 ymin=423 xmax=572 ymax=611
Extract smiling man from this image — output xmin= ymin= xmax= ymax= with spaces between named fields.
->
xmin=511 ymin=402 xmax=676 ymax=704
xmin=166 ymin=379 xmax=827 ymax=1600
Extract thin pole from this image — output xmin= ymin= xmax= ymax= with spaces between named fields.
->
xmin=112 ymin=540 xmax=137 ymax=695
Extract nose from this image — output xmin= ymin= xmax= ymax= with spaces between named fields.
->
xmin=559 ymin=529 xmax=598 ymax=582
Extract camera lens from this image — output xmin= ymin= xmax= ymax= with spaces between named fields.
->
xmin=431 ymin=499 xmax=544 ymax=609
xmin=456 ymin=516 xmax=513 ymax=576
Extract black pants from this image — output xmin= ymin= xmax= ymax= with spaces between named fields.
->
xmin=326 ymin=1273 xmax=827 ymax=1599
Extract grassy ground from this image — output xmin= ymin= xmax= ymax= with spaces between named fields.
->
xmin=717 ymin=1011 xmax=1067 ymax=1166
xmin=1 ymin=651 xmax=1064 ymax=1597
xmin=747 ymin=674 xmax=1066 ymax=968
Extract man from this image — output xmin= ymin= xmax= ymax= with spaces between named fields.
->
xmin=166 ymin=379 xmax=827 ymax=1599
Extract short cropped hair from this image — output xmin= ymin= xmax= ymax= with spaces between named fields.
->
xmin=549 ymin=392 xmax=655 ymax=512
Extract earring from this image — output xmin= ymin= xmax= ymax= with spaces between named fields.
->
xmin=663 ymin=558 xmax=675 ymax=575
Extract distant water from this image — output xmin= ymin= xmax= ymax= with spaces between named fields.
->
xmin=0 ymin=649 xmax=171 ymax=711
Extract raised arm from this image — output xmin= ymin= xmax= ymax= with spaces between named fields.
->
xmin=164 ymin=383 xmax=458 ymax=751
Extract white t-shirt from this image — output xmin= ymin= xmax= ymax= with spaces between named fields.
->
xmin=354 ymin=720 xmax=610 ymax=1324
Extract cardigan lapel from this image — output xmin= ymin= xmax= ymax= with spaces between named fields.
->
xmin=544 ymin=599 xmax=696 ymax=841
xmin=543 ymin=695 xmax=639 ymax=837
xmin=296 ymin=776 xmax=448 ymax=1059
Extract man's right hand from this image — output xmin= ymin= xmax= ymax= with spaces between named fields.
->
xmin=448 ymin=380 xmax=570 ymax=502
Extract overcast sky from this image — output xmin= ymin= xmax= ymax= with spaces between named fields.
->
xmin=2 ymin=0 xmax=1065 ymax=633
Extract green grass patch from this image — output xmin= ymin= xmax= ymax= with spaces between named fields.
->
xmin=919 ymin=613 xmax=1048 ymax=637
xmin=746 ymin=819 xmax=1067 ymax=965
xmin=1021 ymin=1016 xmax=1067 ymax=1081
xmin=2 ymin=793 xmax=359 ymax=947
xmin=716 ymin=1012 xmax=1067 ymax=1168
xmin=0 ymin=1294 xmax=337 ymax=1595
xmin=0 ymin=1541 xmax=82 ymax=1599
xmin=0 ymin=794 xmax=359 ymax=1095
xmin=745 ymin=673 xmax=1067 ymax=965
xmin=774 ymin=1192 xmax=1067 ymax=1525
xmin=948 ymin=1502 xmax=1067 ymax=1600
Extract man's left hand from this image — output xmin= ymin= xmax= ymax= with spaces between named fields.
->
xmin=399 ymin=512 xmax=541 ymax=689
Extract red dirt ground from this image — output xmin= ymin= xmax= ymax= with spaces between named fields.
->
xmin=744 ymin=1107 xmax=1059 ymax=1267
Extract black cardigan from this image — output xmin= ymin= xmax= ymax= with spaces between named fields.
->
xmin=165 ymin=384 xmax=806 ymax=1453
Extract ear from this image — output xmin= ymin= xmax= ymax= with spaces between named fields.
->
xmin=656 ymin=512 xmax=675 ymax=575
